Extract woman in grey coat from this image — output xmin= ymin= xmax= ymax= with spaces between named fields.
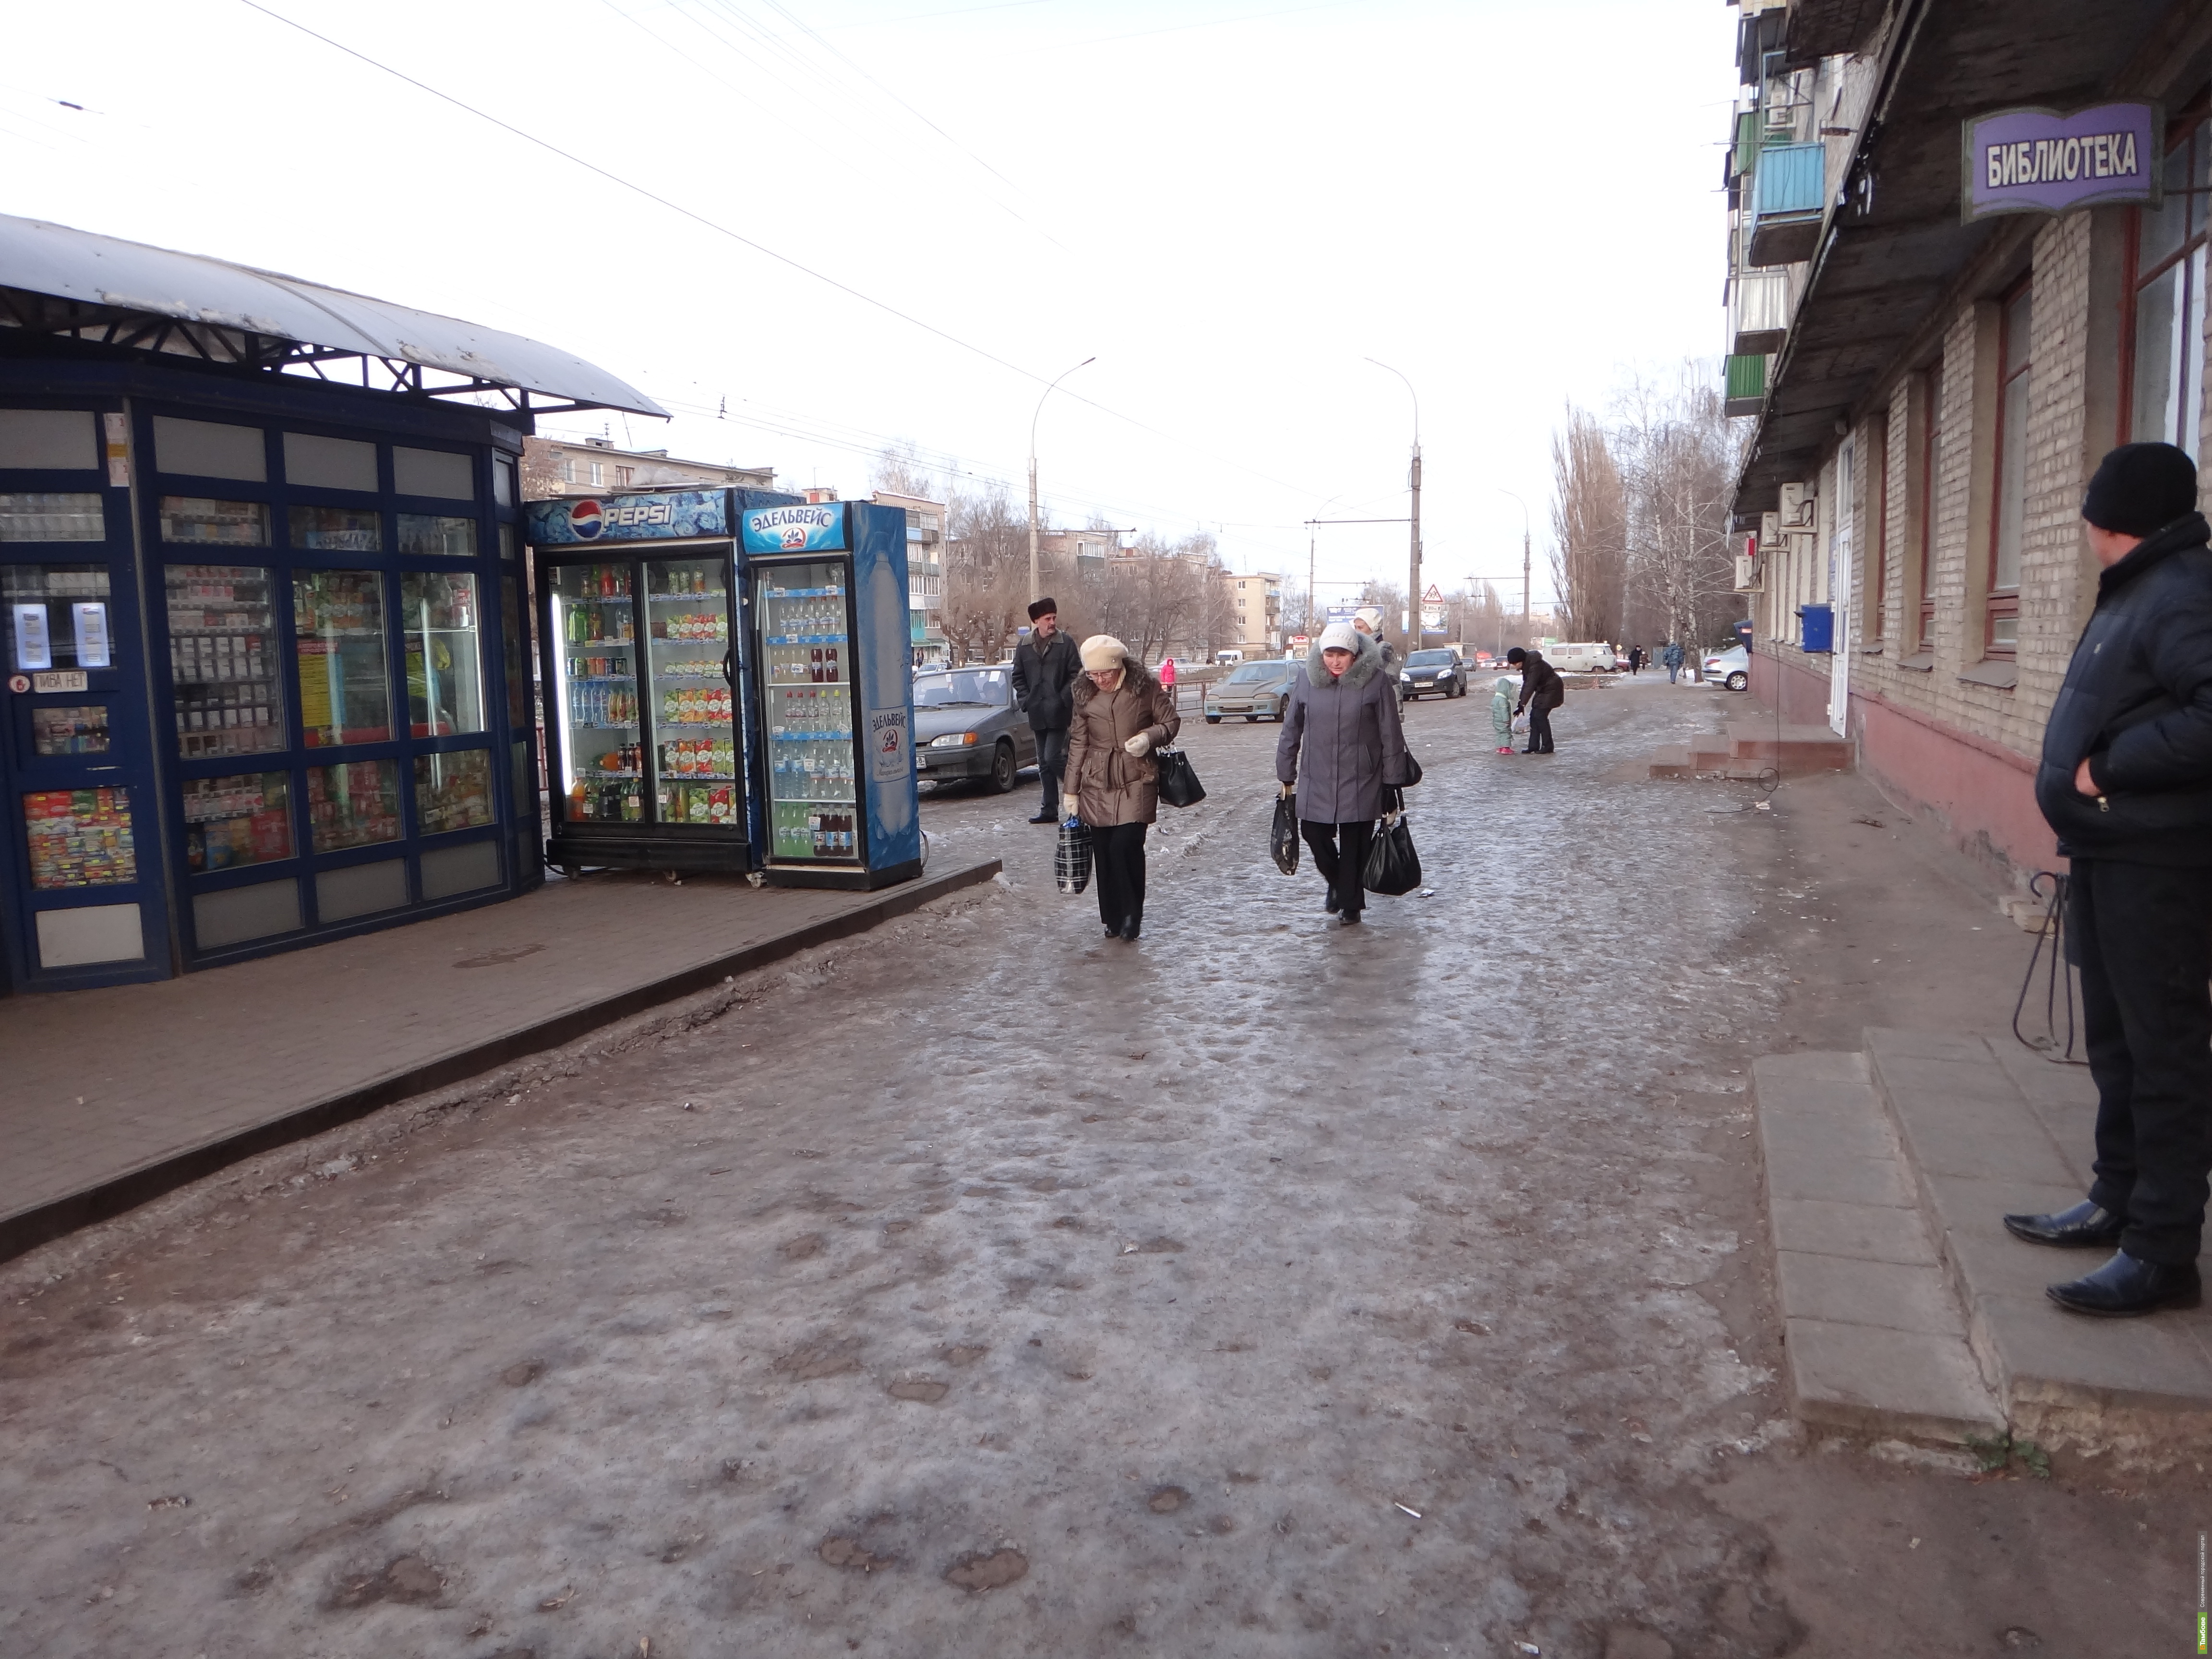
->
xmin=1275 ymin=621 xmax=1411 ymax=925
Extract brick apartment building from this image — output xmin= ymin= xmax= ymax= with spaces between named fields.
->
xmin=869 ymin=489 xmax=950 ymax=665
xmin=519 ymin=435 xmax=773 ymax=500
xmin=1725 ymin=0 xmax=2212 ymax=885
xmin=1220 ymin=571 xmax=1283 ymax=658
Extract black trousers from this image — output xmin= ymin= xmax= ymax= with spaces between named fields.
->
xmin=2072 ymin=857 xmax=2212 ymax=1263
xmin=1301 ymin=818 xmax=1374 ymax=916
xmin=1092 ymin=822 xmax=1148 ymax=929
xmin=1524 ymin=702 xmax=1555 ymax=752
xmin=1036 ymin=726 xmax=1068 ymax=816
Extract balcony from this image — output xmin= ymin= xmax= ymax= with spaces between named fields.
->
xmin=1731 ymin=268 xmax=1792 ymax=355
xmin=1724 ymin=353 xmax=1768 ymax=418
xmin=1747 ymin=142 xmax=1826 ymax=267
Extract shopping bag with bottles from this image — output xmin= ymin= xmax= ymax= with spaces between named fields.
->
xmin=1056 ymin=817 xmax=1094 ymax=895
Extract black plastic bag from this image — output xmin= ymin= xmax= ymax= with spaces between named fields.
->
xmin=1155 ymin=745 xmax=1206 ymax=808
xmin=1361 ymin=810 xmax=1421 ymax=897
xmin=1270 ymin=792 xmax=1300 ymax=875
xmin=1056 ymin=817 xmax=1093 ymax=895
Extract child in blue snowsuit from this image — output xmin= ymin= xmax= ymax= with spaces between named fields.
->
xmin=1491 ymin=676 xmax=1518 ymax=754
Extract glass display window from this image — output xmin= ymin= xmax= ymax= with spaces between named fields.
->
xmin=6 ymin=564 xmax=114 ymax=671
xmin=0 ymin=492 xmax=105 ymax=542
xmin=758 ymin=561 xmax=857 ymax=861
xmin=182 ymin=772 xmax=292 ymax=872
xmin=402 ymin=571 xmax=485 ymax=737
xmin=398 ymin=514 xmax=477 ymax=557
xmin=32 ymin=705 xmax=109 ymax=755
xmin=415 ymin=749 xmax=493 ymax=835
xmin=165 ymin=565 xmax=286 ymax=759
xmin=159 ymin=497 xmax=269 ymax=547
xmin=294 ymin=569 xmax=392 ymax=747
xmin=290 ymin=504 xmax=383 ymax=553
xmin=549 ymin=562 xmax=639 ymax=825
xmin=645 ymin=553 xmax=737 ymax=827
xmin=306 ymin=759 xmax=399 ymax=851
xmin=24 ymin=786 xmax=135 ymax=889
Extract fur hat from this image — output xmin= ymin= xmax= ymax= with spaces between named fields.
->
xmin=1028 ymin=597 xmax=1057 ymax=622
xmin=1079 ymin=634 xmax=1128 ymax=672
xmin=1318 ymin=622 xmax=1359 ymax=653
xmin=2081 ymin=443 xmax=2200 ymax=535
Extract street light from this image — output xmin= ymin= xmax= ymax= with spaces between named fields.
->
xmin=1028 ymin=356 xmax=1095 ymax=603
xmin=1497 ymin=487 xmax=1531 ymax=647
xmin=1366 ymin=359 xmax=1421 ymax=651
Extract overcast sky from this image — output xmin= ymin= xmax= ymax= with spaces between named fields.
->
xmin=5 ymin=0 xmax=1736 ymax=607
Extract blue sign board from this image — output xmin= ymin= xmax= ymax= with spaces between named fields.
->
xmin=744 ymin=502 xmax=847 ymax=554
xmin=1964 ymin=103 xmax=2162 ymax=223
xmin=526 ymin=490 xmax=730 ymax=546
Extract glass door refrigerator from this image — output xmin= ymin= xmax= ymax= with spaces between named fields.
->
xmin=741 ymin=500 xmax=921 ymax=890
xmin=529 ymin=489 xmax=776 ymax=875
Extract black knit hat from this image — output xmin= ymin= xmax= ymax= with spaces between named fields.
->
xmin=2081 ymin=442 xmax=2200 ymax=535
xmin=1027 ymin=597 xmax=1057 ymax=622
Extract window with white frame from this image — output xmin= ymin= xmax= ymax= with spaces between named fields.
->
xmin=2128 ymin=111 xmax=2210 ymax=457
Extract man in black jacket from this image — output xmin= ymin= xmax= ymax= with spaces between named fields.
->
xmin=1012 ymin=598 xmax=1082 ymax=823
xmin=1507 ymin=647 xmax=1563 ymax=753
xmin=2008 ymin=442 xmax=2212 ymax=1316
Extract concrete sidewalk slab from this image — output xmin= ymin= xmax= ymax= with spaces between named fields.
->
xmin=0 ymin=856 xmax=999 ymax=1264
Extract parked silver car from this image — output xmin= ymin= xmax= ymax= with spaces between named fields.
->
xmin=1703 ymin=644 xmax=1750 ymax=691
xmin=1203 ymin=658 xmax=1299 ymax=722
xmin=912 ymin=667 xmax=1036 ymax=792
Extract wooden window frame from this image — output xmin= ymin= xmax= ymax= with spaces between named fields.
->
xmin=1868 ymin=415 xmax=1889 ymax=645
xmin=1915 ymin=364 xmax=1940 ymax=651
xmin=1984 ymin=278 xmax=2032 ymax=661
xmin=2120 ymin=107 xmax=2210 ymax=446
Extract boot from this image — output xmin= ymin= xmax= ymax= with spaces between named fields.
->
xmin=2046 ymin=1250 xmax=2201 ymax=1316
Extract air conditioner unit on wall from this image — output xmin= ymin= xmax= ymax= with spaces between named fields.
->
xmin=1779 ymin=482 xmax=1817 ymax=529
xmin=1735 ymin=554 xmax=1764 ymax=593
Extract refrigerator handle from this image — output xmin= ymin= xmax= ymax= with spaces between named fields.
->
xmin=721 ymin=648 xmax=733 ymax=686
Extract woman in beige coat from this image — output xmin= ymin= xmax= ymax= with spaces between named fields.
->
xmin=1062 ymin=635 xmax=1180 ymax=940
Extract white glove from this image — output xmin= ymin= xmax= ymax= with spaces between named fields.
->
xmin=1123 ymin=732 xmax=1153 ymax=757
xmin=1061 ymin=794 xmax=1080 ymax=818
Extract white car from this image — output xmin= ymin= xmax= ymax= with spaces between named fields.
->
xmin=1704 ymin=644 xmax=1750 ymax=691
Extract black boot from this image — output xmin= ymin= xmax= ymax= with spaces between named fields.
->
xmin=2003 ymin=1200 xmax=2126 ymax=1248
xmin=1119 ymin=914 xmax=1142 ymax=941
xmin=2046 ymin=1250 xmax=2201 ymax=1317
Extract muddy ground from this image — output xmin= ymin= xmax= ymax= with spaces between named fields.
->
xmin=0 ymin=675 xmax=2187 ymax=1656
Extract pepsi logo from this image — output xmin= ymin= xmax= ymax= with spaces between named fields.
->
xmin=568 ymin=498 xmax=605 ymax=540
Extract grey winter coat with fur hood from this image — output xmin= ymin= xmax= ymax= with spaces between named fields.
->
xmin=1275 ymin=631 xmax=1410 ymax=824
xmin=1065 ymin=655 xmax=1181 ymax=827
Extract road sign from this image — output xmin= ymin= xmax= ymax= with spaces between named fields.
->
xmin=1422 ymin=583 xmax=1443 ymax=604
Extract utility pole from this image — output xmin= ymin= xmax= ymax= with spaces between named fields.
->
xmin=1027 ymin=357 xmax=1095 ymax=604
xmin=1367 ymin=359 xmax=1421 ymax=656
xmin=1499 ymin=488 xmax=1532 ymax=649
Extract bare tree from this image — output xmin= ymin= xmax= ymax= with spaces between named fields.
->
xmin=1611 ymin=368 xmax=1745 ymax=666
xmin=1548 ymin=406 xmax=1628 ymax=642
xmin=941 ymin=482 xmax=1029 ymax=664
xmin=870 ymin=441 xmax=938 ymax=501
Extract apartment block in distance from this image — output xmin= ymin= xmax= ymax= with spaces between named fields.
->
xmin=1220 ymin=571 xmax=1283 ymax=658
xmin=520 ymin=435 xmax=773 ymax=500
xmin=1722 ymin=0 xmax=2210 ymax=886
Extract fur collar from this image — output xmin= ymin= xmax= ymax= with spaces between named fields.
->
xmin=1306 ymin=630 xmax=1382 ymax=689
xmin=1073 ymin=654 xmax=1156 ymax=704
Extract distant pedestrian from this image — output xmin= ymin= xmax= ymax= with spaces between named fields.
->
xmin=1490 ymin=674 xmax=1518 ymax=754
xmin=1062 ymin=635 xmax=1180 ymax=941
xmin=1277 ymin=622 xmax=1411 ymax=926
xmin=1661 ymin=641 xmax=1685 ymax=684
xmin=1628 ymin=645 xmax=1646 ymax=675
xmin=1012 ymin=598 xmax=1082 ymax=824
xmin=1508 ymin=646 xmax=1561 ymax=754
xmin=2010 ymin=441 xmax=2212 ymax=1317
xmin=1159 ymin=655 xmax=1177 ymax=704
xmin=1352 ymin=606 xmax=1398 ymax=673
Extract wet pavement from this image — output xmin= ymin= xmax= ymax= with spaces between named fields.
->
xmin=0 ymin=677 xmax=2176 ymax=1655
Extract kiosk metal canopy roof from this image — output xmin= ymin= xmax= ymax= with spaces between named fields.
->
xmin=0 ymin=212 xmax=665 ymax=418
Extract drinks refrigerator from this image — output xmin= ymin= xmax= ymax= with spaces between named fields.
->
xmin=527 ymin=491 xmax=920 ymax=889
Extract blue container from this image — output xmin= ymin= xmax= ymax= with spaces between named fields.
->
xmin=1796 ymin=603 xmax=1834 ymax=653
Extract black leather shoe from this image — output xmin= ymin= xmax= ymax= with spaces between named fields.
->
xmin=1339 ymin=911 xmax=1362 ymax=926
xmin=1324 ymin=890 xmax=1341 ymax=914
xmin=2003 ymin=1200 xmax=2126 ymax=1248
xmin=1028 ymin=812 xmax=1056 ymax=824
xmin=1103 ymin=925 xmax=1120 ymax=940
xmin=2047 ymin=1250 xmax=2201 ymax=1317
xmin=1119 ymin=916 xmax=1141 ymax=941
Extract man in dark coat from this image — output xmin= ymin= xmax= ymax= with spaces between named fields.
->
xmin=2008 ymin=442 xmax=2212 ymax=1317
xmin=1012 ymin=597 xmax=1082 ymax=823
xmin=1508 ymin=646 xmax=1562 ymax=753
xmin=1275 ymin=622 xmax=1411 ymax=926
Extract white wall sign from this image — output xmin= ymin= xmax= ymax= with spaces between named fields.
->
xmin=12 ymin=602 xmax=52 ymax=671
xmin=72 ymin=601 xmax=110 ymax=668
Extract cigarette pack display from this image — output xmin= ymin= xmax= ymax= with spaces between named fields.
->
xmin=182 ymin=772 xmax=291 ymax=872
xmin=23 ymin=786 xmax=136 ymax=890
xmin=165 ymin=565 xmax=287 ymax=759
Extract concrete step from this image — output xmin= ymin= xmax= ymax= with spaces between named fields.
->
xmin=1750 ymin=1050 xmax=2004 ymax=1445
xmin=1728 ymin=721 xmax=1853 ymax=769
xmin=1863 ymin=1028 xmax=2212 ymax=1457
xmin=1646 ymin=737 xmax=1737 ymax=780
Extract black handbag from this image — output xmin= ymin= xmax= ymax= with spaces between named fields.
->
xmin=1361 ymin=807 xmax=1422 ymax=897
xmin=1401 ymin=751 xmax=1424 ymax=787
xmin=1055 ymin=818 xmax=1093 ymax=895
xmin=1154 ymin=745 xmax=1205 ymax=808
xmin=1270 ymin=792 xmax=1300 ymax=875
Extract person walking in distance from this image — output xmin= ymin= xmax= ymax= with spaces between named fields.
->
xmin=1491 ymin=674 xmax=1519 ymax=755
xmin=1352 ymin=606 xmax=1399 ymax=673
xmin=1627 ymin=644 xmax=1645 ymax=676
xmin=1013 ymin=598 xmax=1081 ymax=824
xmin=1276 ymin=621 xmax=1411 ymax=926
xmin=1661 ymin=640 xmax=1685 ymax=684
xmin=1062 ymin=635 xmax=1179 ymax=941
xmin=1508 ymin=645 xmax=1562 ymax=754
xmin=2007 ymin=442 xmax=2212 ymax=1316
xmin=1159 ymin=655 xmax=1177 ymax=699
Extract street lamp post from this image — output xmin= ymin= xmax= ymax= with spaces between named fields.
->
xmin=1366 ymin=359 xmax=1421 ymax=655
xmin=1028 ymin=356 xmax=1095 ymax=604
xmin=1498 ymin=488 xmax=1531 ymax=649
